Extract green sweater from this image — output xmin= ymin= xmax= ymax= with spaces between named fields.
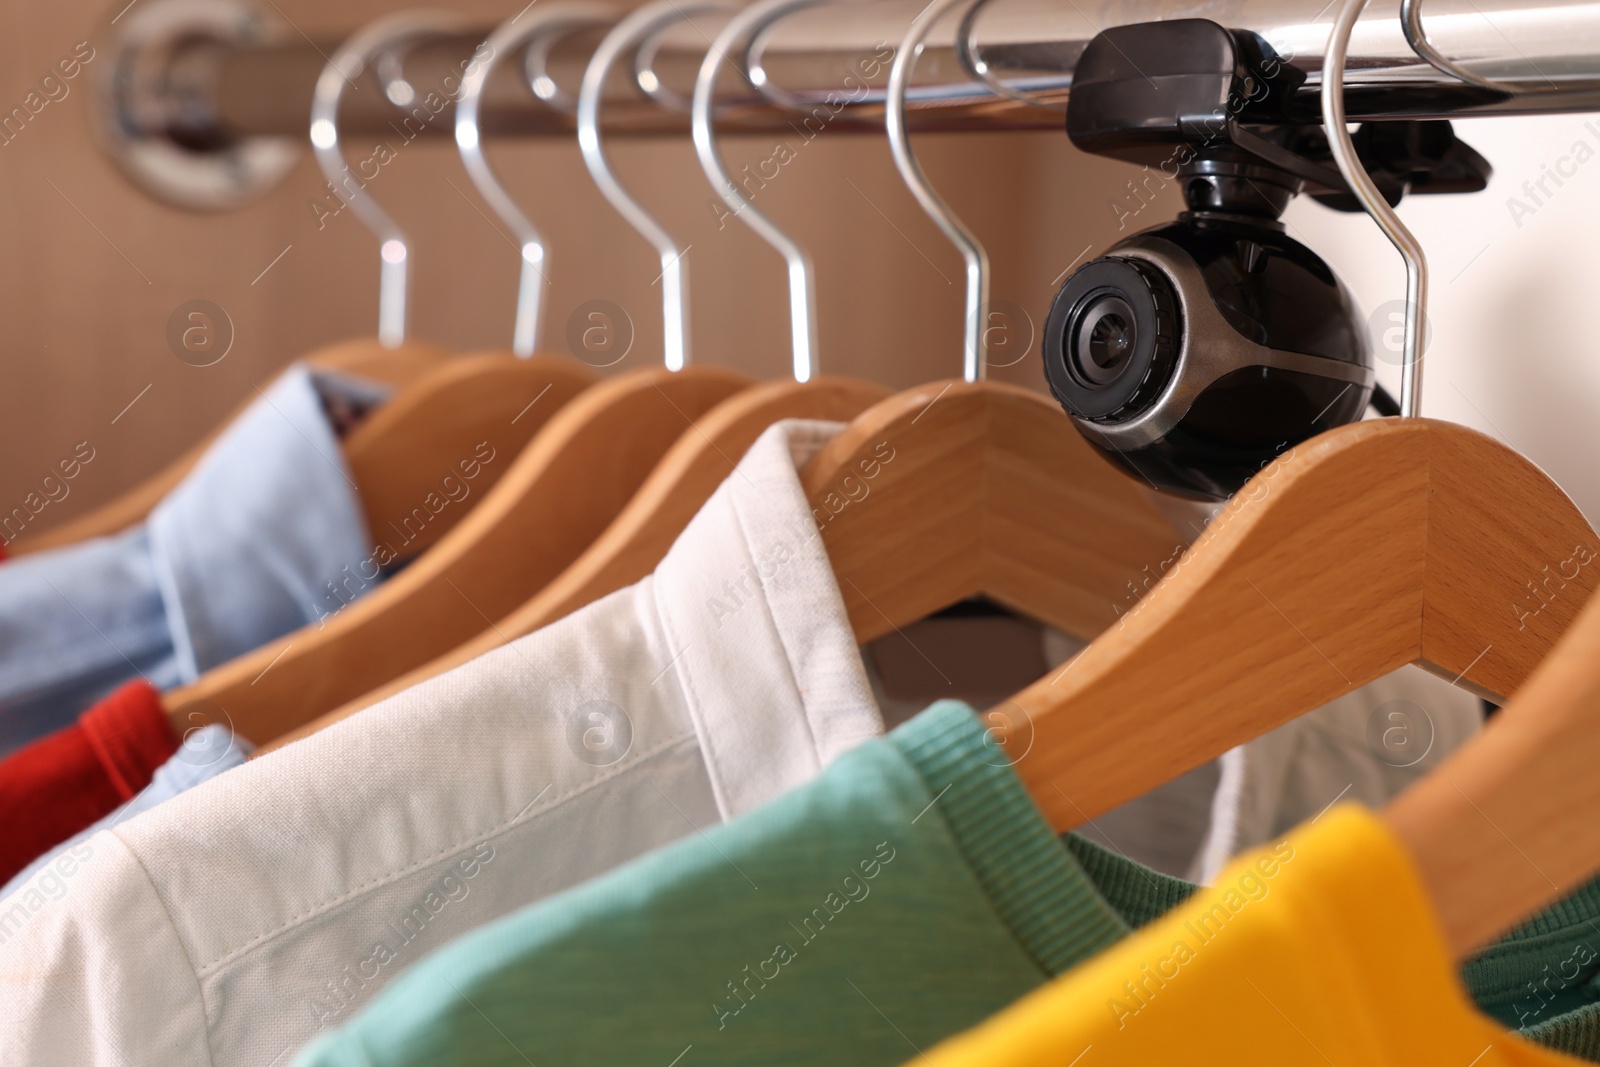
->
xmin=294 ymin=701 xmax=1600 ymax=1066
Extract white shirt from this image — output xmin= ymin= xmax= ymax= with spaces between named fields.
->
xmin=1065 ymin=655 xmax=1483 ymax=882
xmin=1191 ymin=663 xmax=1484 ymax=882
xmin=0 ymin=419 xmax=883 ymax=1067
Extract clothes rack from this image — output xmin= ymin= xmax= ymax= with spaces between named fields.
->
xmin=97 ymin=0 xmax=1600 ymax=210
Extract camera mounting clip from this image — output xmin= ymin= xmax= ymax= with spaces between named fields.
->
xmin=1065 ymin=18 xmax=1492 ymax=224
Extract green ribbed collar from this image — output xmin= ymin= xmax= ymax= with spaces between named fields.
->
xmin=890 ymin=701 xmax=1138 ymax=976
xmin=1064 ymin=833 xmax=1199 ymax=927
xmin=1461 ymin=872 xmax=1600 ymax=1057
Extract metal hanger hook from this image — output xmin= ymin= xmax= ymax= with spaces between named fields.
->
xmin=580 ymin=1 xmax=734 ymax=372
xmin=742 ymin=18 xmax=824 ymax=113
xmin=1401 ymin=0 xmax=1521 ymax=94
xmin=1323 ymin=0 xmax=1428 ymax=417
xmin=888 ymin=0 xmax=992 ymax=383
xmin=955 ymin=0 xmax=1063 ymax=113
xmin=457 ymin=3 xmax=620 ymax=357
xmin=693 ymin=0 xmax=844 ymax=383
xmin=311 ymin=10 xmax=470 ymax=348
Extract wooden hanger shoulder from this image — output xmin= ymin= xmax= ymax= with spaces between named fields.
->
xmin=345 ymin=352 xmax=595 ymax=561
xmin=1387 ymin=568 xmax=1600 ymax=959
xmin=166 ymin=365 xmax=750 ymax=746
xmin=259 ymin=375 xmax=889 ymax=753
xmin=11 ymin=338 xmax=451 ymax=554
xmin=798 ymin=378 xmax=1181 ymax=645
xmin=996 ymin=416 xmax=1598 ymax=835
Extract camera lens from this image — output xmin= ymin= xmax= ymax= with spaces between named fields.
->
xmin=1073 ymin=294 xmax=1138 ymax=383
xmin=1044 ymin=223 xmax=1376 ymax=502
xmin=1043 ymin=255 xmax=1178 ymax=422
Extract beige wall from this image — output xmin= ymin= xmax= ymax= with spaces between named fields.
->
xmin=1286 ymin=112 xmax=1600 ymax=524
xmin=0 ymin=0 xmax=1163 ymax=541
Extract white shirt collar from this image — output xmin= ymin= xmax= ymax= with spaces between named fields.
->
xmin=654 ymin=419 xmax=882 ymax=816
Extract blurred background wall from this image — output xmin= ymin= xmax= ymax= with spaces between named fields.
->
xmin=3 ymin=0 xmax=1595 ymax=539
xmin=1289 ymin=113 xmax=1600 ymax=524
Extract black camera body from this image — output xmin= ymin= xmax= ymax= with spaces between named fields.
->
xmin=1047 ymin=19 xmax=1490 ymax=500
xmin=1044 ymin=218 xmax=1373 ymax=500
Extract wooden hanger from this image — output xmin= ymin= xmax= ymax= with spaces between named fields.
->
xmin=798 ymin=378 xmax=1182 ymax=645
xmin=166 ymin=365 xmax=751 ymax=744
xmin=11 ymin=338 xmax=451 ymax=555
xmin=931 ymin=416 xmax=1597 ymax=840
xmin=259 ymin=374 xmax=890 ymax=752
xmin=342 ymin=352 xmax=596 ymax=562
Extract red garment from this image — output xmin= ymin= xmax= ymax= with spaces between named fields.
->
xmin=0 ymin=680 xmax=177 ymax=884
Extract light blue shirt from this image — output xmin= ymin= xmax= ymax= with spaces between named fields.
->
xmin=0 ymin=723 xmax=252 ymax=900
xmin=0 ymin=365 xmax=388 ymax=754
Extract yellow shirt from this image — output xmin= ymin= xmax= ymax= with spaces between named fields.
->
xmin=919 ymin=804 xmax=1589 ymax=1066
